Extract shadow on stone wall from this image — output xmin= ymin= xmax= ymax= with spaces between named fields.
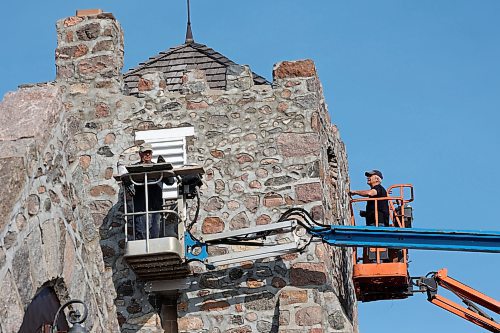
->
xmin=178 ymin=257 xmax=353 ymax=332
xmin=341 ymin=247 xmax=356 ymax=321
xmin=98 ymin=191 xmax=164 ymax=332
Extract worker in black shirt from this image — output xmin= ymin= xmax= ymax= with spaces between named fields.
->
xmin=349 ymin=170 xmax=390 ymax=227
xmin=133 ymin=143 xmax=165 ymax=239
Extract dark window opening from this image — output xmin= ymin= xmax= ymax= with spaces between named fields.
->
xmin=18 ymin=286 xmax=69 ymax=333
xmin=327 ymin=146 xmax=339 ymax=182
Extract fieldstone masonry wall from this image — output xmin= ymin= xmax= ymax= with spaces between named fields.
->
xmin=0 ymin=11 xmax=357 ymax=333
xmin=0 ymin=82 xmax=119 ymax=331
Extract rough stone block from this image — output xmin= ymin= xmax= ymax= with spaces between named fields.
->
xmin=227 ymin=65 xmax=254 ymax=91
xmin=63 ymin=232 xmax=77 ymax=284
xmin=90 ymin=184 xmax=116 ymax=196
xmin=247 ymin=278 xmax=264 ymax=289
xmin=294 ymin=93 xmax=318 ymax=110
xmin=104 ymin=133 xmax=116 ymax=144
xmin=290 ymin=263 xmax=327 ymax=286
xmin=244 ymin=291 xmax=275 ymax=311
xmin=200 ymin=300 xmax=230 ymax=311
xmin=0 ymin=158 xmax=26 ymax=232
xmin=225 ymin=325 xmax=252 ymax=333
xmin=4 ymin=230 xmax=18 ymax=249
xmin=279 ymin=310 xmax=290 ymax=325
xmin=27 ymin=194 xmax=40 ymax=215
xmin=138 ymin=77 xmax=154 ymax=92
xmin=97 ymin=146 xmax=114 ymax=157
xmin=0 ymin=85 xmax=62 ymax=142
xmin=328 ymin=310 xmax=346 ymax=330
xmin=76 ymin=22 xmax=101 ymax=40
xmin=27 ymin=225 xmax=47 ymax=286
xmin=272 ymin=277 xmax=287 ymax=288
xmin=295 ymin=183 xmax=322 ymax=203
xmin=0 ymin=247 xmax=5 ymax=269
xmin=281 ymin=89 xmax=292 ymax=99
xmin=314 ymin=244 xmax=330 ymax=264
xmin=56 ymin=44 xmax=89 ymax=60
xmin=72 ymin=132 xmax=98 ymax=151
xmin=273 ymin=59 xmax=317 ymax=79
xmin=104 ymin=167 xmax=114 ymax=179
xmin=245 ymin=312 xmax=258 ymax=322
xmin=56 ymin=64 xmax=76 ymax=79
xmin=211 ymin=149 xmax=225 ymax=159
xmin=311 ymin=205 xmax=324 ymax=221
xmin=181 ymin=69 xmax=210 ymax=94
xmin=265 ymin=176 xmax=295 ymax=187
xmin=202 ymin=216 xmax=225 ymax=234
xmin=12 ymin=244 xmax=34 ymax=306
xmin=204 ymin=196 xmax=224 ymax=211
xmin=230 ymin=211 xmax=250 ymax=230
xmin=249 ymin=180 xmax=262 ymax=189
xmin=295 ymin=305 xmax=323 ymax=326
xmin=215 ymin=179 xmax=225 ymax=193
xmin=243 ymin=195 xmax=259 ymax=213
xmin=207 ymin=246 xmax=228 ymax=256
xmin=63 ymin=16 xmax=84 ymax=27
xmin=93 ymin=39 xmax=114 ymax=53
xmin=236 ymin=153 xmax=254 ymax=164
xmin=309 ymin=328 xmax=324 ymax=333
xmin=231 ymin=314 xmax=244 ymax=325
xmin=0 ymin=271 xmax=24 ymax=333
xmin=178 ymin=316 xmax=203 ymax=331
xmin=277 ymin=133 xmax=320 ymax=158
xmin=263 ymin=193 xmax=285 ymax=207
xmin=41 ymin=219 xmax=64 ymax=279
xmin=77 ymin=55 xmax=119 ymax=78
xmin=256 ymin=320 xmax=273 ymax=333
xmin=256 ymin=214 xmax=271 ymax=225
xmin=279 ymin=289 xmax=308 ymax=305
xmin=95 ymin=102 xmax=110 ymax=117
xmin=278 ymin=102 xmax=289 ymax=112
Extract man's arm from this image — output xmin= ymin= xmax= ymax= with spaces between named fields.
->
xmin=349 ymin=188 xmax=377 ymax=197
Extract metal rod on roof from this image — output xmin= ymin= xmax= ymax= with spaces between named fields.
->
xmin=185 ymin=0 xmax=194 ymax=44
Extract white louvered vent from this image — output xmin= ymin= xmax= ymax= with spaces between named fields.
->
xmin=135 ymin=127 xmax=195 ymax=199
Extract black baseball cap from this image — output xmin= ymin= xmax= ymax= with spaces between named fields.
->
xmin=365 ymin=170 xmax=383 ymax=179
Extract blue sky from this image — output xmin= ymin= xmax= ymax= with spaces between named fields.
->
xmin=1 ymin=1 xmax=499 ymax=332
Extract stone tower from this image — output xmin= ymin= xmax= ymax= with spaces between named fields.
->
xmin=0 ymin=10 xmax=357 ymax=333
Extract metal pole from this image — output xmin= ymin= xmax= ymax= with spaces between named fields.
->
xmin=145 ymin=172 xmax=149 ymax=253
xmin=123 ymin=183 xmax=128 ymax=242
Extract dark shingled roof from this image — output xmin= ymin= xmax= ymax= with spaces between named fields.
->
xmin=124 ymin=42 xmax=270 ymax=94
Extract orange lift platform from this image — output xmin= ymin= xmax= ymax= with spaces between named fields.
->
xmin=350 ymin=184 xmax=415 ymax=302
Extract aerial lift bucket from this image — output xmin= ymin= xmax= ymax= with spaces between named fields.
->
xmin=351 ymin=184 xmax=414 ymax=302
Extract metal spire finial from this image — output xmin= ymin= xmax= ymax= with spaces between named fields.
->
xmin=185 ymin=0 xmax=194 ymax=44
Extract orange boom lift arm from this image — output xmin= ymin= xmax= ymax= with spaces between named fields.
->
xmin=414 ymin=268 xmax=500 ymax=332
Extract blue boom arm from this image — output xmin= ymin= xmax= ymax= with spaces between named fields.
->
xmin=309 ymin=225 xmax=500 ymax=253
xmin=185 ymin=223 xmax=500 ymax=266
